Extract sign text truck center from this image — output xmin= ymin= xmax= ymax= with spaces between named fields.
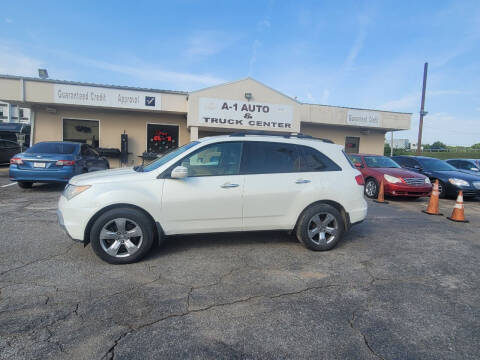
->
xmin=0 ymin=75 xmax=411 ymax=167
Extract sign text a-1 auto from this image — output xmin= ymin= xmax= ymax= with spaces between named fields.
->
xmin=200 ymin=99 xmax=293 ymax=129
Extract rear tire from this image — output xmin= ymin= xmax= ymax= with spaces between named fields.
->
xmin=18 ymin=181 xmax=33 ymax=189
xmin=90 ymin=207 xmax=154 ymax=264
xmin=296 ymin=204 xmax=345 ymax=251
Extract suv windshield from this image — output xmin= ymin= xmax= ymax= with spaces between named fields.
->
xmin=26 ymin=142 xmax=77 ymax=154
xmin=141 ymin=141 xmax=200 ymax=172
xmin=364 ymin=156 xmax=400 ymax=168
xmin=419 ymin=158 xmax=456 ymax=171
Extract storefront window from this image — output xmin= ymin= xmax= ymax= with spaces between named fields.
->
xmin=147 ymin=124 xmax=178 ymax=154
xmin=63 ymin=118 xmax=99 ymax=147
xmin=345 ymin=136 xmax=360 ymax=154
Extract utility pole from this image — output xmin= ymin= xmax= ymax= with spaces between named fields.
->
xmin=390 ymin=131 xmax=394 ymax=156
xmin=416 ymin=62 xmax=428 ymax=155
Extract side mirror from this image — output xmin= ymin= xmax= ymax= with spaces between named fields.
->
xmin=354 ymin=163 xmax=363 ymax=168
xmin=171 ymin=166 xmax=188 ymax=179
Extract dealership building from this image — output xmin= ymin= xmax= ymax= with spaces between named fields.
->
xmin=0 ymin=75 xmax=411 ymax=167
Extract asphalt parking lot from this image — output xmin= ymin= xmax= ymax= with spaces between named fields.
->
xmin=0 ymin=166 xmax=479 ymax=360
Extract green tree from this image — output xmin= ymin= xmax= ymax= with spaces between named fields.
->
xmin=431 ymin=141 xmax=447 ymax=149
xmin=384 ymin=143 xmax=391 ymax=156
xmin=471 ymin=143 xmax=480 ymax=149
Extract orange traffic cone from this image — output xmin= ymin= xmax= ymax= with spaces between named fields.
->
xmin=422 ymin=179 xmax=443 ymax=216
xmin=374 ymin=179 xmax=389 ymax=204
xmin=447 ymin=191 xmax=469 ymax=223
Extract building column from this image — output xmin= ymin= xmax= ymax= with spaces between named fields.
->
xmin=190 ymin=126 xmax=198 ymax=141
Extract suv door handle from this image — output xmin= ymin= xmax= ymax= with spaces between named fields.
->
xmin=221 ymin=183 xmax=240 ymax=188
xmin=295 ymin=179 xmax=311 ymax=184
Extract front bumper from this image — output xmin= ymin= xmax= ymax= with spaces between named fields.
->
xmin=57 ymin=195 xmax=97 ymax=242
xmin=445 ymin=183 xmax=480 ymax=197
xmin=10 ymin=165 xmax=75 ymax=182
xmin=384 ymin=183 xmax=432 ymax=197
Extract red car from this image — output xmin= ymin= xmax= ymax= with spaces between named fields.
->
xmin=348 ymin=154 xmax=432 ymax=198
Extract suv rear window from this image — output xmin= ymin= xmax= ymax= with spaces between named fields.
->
xmin=241 ymin=142 xmax=300 ymax=174
xmin=26 ymin=142 xmax=77 ymax=154
xmin=299 ymin=145 xmax=341 ymax=172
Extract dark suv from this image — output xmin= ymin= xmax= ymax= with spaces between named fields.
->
xmin=392 ymin=155 xmax=480 ymax=198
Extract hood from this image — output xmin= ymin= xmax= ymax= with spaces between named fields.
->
xmin=70 ymin=167 xmax=139 ymax=185
xmin=458 ymin=169 xmax=480 ymax=177
xmin=424 ymin=170 xmax=480 ymax=182
xmin=372 ymin=167 xmax=426 ymax=179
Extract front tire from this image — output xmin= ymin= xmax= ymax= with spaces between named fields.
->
xmin=90 ymin=207 xmax=154 ymax=264
xmin=18 ymin=181 xmax=33 ymax=189
xmin=364 ymin=178 xmax=378 ymax=199
xmin=296 ymin=204 xmax=345 ymax=251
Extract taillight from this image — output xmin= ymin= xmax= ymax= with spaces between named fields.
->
xmin=10 ymin=158 xmax=23 ymax=165
xmin=55 ymin=160 xmax=75 ymax=166
xmin=355 ymin=174 xmax=365 ymax=185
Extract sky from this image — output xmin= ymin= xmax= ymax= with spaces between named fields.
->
xmin=1 ymin=0 xmax=479 ymax=146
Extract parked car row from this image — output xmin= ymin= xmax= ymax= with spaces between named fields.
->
xmin=9 ymin=141 xmax=109 ymax=188
xmin=348 ymin=153 xmax=480 ymax=199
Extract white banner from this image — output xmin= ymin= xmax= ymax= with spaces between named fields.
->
xmin=198 ymin=97 xmax=295 ymax=131
xmin=53 ymin=84 xmax=161 ymax=110
xmin=346 ymin=110 xmax=381 ymax=127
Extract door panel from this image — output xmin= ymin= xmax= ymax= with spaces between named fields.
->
xmin=161 ymin=175 xmax=244 ymax=234
xmin=160 ymin=141 xmax=244 ymax=235
xmin=243 ymin=172 xmax=314 ymax=230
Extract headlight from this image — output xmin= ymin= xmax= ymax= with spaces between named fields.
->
xmin=64 ymin=184 xmax=91 ymax=200
xmin=384 ymin=174 xmax=402 ymax=183
xmin=425 ymin=177 xmax=431 ymax=184
xmin=448 ymin=178 xmax=469 ymax=187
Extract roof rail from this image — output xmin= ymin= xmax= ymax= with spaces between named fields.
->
xmin=229 ymin=131 xmax=334 ymax=143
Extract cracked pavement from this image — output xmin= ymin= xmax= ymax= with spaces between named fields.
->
xmin=0 ymin=168 xmax=479 ymax=359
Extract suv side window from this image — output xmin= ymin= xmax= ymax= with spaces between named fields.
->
xmin=174 ymin=142 xmax=243 ymax=177
xmin=299 ymin=145 xmax=341 ymax=172
xmin=241 ymin=141 xmax=300 ymax=174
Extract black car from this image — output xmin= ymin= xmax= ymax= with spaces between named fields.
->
xmin=0 ymin=139 xmax=22 ymax=164
xmin=446 ymin=159 xmax=480 ymax=176
xmin=392 ymin=155 xmax=480 ymax=198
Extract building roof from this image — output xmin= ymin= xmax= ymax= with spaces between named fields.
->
xmin=0 ymin=74 xmax=412 ymax=115
xmin=0 ymin=74 xmax=188 ymax=96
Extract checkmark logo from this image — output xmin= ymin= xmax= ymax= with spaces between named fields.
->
xmin=145 ymin=96 xmax=155 ymax=106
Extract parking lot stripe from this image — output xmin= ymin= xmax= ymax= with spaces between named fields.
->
xmin=1 ymin=182 xmax=17 ymax=188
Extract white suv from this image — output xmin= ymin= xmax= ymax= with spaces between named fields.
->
xmin=57 ymin=133 xmax=367 ymax=264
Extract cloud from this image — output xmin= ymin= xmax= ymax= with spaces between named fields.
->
xmin=343 ymin=14 xmax=370 ymax=71
xmin=185 ymin=31 xmax=236 ymax=58
xmin=248 ymin=40 xmax=261 ymax=76
xmin=320 ymin=89 xmax=330 ymax=104
xmin=379 ymin=90 xmax=467 ymax=112
xmin=0 ymin=44 xmax=43 ymax=76
xmin=81 ymin=57 xmax=225 ymax=89
xmin=257 ymin=19 xmax=271 ymax=32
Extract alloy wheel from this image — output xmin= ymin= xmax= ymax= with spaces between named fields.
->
xmin=99 ymin=218 xmax=143 ymax=258
xmin=307 ymin=212 xmax=338 ymax=245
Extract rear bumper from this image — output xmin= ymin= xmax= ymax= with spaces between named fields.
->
xmin=9 ymin=165 xmax=75 ymax=182
xmin=384 ymin=183 xmax=432 ymax=197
